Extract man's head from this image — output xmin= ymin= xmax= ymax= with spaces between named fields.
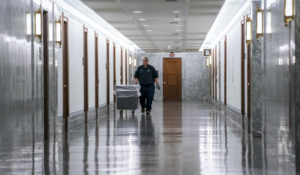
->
xmin=143 ymin=57 xmax=149 ymax=67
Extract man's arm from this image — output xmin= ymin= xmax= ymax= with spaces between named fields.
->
xmin=134 ymin=67 xmax=139 ymax=84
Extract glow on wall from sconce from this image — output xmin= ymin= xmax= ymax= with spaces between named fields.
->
xmin=129 ymin=57 xmax=132 ymax=65
xmin=26 ymin=13 xmax=31 ymax=35
xmin=35 ymin=12 xmax=42 ymax=36
xmin=134 ymin=59 xmax=137 ymax=67
xmin=199 ymin=0 xmax=251 ymax=51
xmin=266 ymin=12 xmax=272 ymax=34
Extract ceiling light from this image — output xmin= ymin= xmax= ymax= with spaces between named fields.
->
xmin=133 ymin=11 xmax=142 ymax=14
xmin=139 ymin=18 xmax=146 ymax=21
xmin=146 ymin=29 xmax=152 ymax=32
xmin=173 ymin=10 xmax=181 ymax=13
xmin=144 ymin=24 xmax=149 ymax=27
xmin=174 ymin=18 xmax=181 ymax=21
xmin=176 ymin=29 xmax=181 ymax=32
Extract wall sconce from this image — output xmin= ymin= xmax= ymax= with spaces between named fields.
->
xmin=256 ymin=7 xmax=264 ymax=40
xmin=206 ymin=57 xmax=210 ymax=67
xmin=34 ymin=8 xmax=42 ymax=40
xmin=26 ymin=13 xmax=31 ymax=35
xmin=209 ymin=56 xmax=212 ymax=65
xmin=284 ymin=0 xmax=295 ymax=26
xmin=246 ymin=17 xmax=252 ymax=45
xmin=55 ymin=17 xmax=61 ymax=46
xmin=133 ymin=58 xmax=137 ymax=67
xmin=129 ymin=56 xmax=132 ymax=65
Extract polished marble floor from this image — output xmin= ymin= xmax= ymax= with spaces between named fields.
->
xmin=0 ymin=102 xmax=297 ymax=175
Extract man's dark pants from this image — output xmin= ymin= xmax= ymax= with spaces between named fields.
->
xmin=140 ymin=84 xmax=155 ymax=111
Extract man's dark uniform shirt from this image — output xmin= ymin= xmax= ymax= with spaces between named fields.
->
xmin=134 ymin=65 xmax=158 ymax=86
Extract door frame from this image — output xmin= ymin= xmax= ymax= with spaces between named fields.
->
xmin=224 ymin=36 xmax=227 ymax=106
xmin=163 ymin=57 xmax=182 ymax=101
xmin=215 ymin=47 xmax=217 ymax=100
xmin=106 ymin=39 xmax=110 ymax=107
xmin=120 ymin=47 xmax=123 ymax=84
xmin=247 ymin=43 xmax=251 ymax=117
xmin=83 ymin=26 xmax=88 ymax=112
xmin=113 ymin=43 xmax=116 ymax=103
xmin=62 ymin=13 xmax=69 ymax=118
xmin=241 ymin=18 xmax=245 ymax=115
xmin=125 ymin=49 xmax=128 ymax=85
xmin=43 ymin=10 xmax=49 ymax=140
xmin=95 ymin=32 xmax=99 ymax=109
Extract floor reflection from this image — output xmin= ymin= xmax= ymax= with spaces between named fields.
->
xmin=0 ymin=101 xmax=298 ymax=175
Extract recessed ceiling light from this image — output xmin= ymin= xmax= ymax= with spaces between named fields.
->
xmin=176 ymin=29 xmax=181 ymax=32
xmin=133 ymin=11 xmax=142 ymax=13
xmin=173 ymin=10 xmax=181 ymax=13
xmin=144 ymin=24 xmax=149 ymax=27
xmin=139 ymin=18 xmax=146 ymax=21
xmin=146 ymin=29 xmax=152 ymax=32
xmin=174 ymin=18 xmax=181 ymax=21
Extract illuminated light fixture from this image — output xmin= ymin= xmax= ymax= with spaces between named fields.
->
xmin=55 ymin=17 xmax=61 ymax=46
xmin=34 ymin=8 xmax=42 ymax=40
xmin=173 ymin=10 xmax=181 ymax=13
xmin=133 ymin=11 xmax=142 ymax=14
xmin=284 ymin=0 xmax=295 ymax=26
xmin=176 ymin=29 xmax=181 ymax=32
xmin=174 ymin=18 xmax=181 ymax=21
xmin=206 ymin=58 xmax=210 ymax=67
xmin=129 ymin=57 xmax=132 ymax=65
xmin=246 ymin=17 xmax=252 ymax=46
xmin=146 ymin=29 xmax=152 ymax=32
xmin=26 ymin=13 xmax=32 ymax=35
xmin=256 ymin=6 xmax=264 ymax=40
xmin=144 ymin=24 xmax=149 ymax=27
xmin=134 ymin=58 xmax=137 ymax=67
xmin=209 ymin=56 xmax=212 ymax=64
xmin=138 ymin=18 xmax=146 ymax=21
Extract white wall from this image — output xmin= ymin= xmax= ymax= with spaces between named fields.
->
xmin=69 ymin=18 xmax=84 ymax=113
xmin=109 ymin=40 xmax=114 ymax=103
xmin=98 ymin=35 xmax=107 ymax=106
xmin=116 ymin=44 xmax=121 ymax=85
xmin=226 ymin=22 xmax=241 ymax=111
xmin=88 ymin=29 xmax=95 ymax=109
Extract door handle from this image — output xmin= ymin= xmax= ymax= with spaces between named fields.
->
xmin=163 ymin=82 xmax=167 ymax=85
xmin=64 ymin=84 xmax=67 ymax=88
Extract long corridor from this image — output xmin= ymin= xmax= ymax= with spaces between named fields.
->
xmin=2 ymin=102 xmax=295 ymax=175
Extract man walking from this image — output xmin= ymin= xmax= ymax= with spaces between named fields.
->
xmin=134 ymin=57 xmax=160 ymax=114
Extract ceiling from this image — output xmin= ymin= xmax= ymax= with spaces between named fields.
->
xmin=81 ymin=0 xmax=224 ymax=53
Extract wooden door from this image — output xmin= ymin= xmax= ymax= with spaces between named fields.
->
xmin=163 ymin=58 xmax=182 ymax=101
xmin=215 ymin=47 xmax=217 ymax=100
xmin=62 ymin=14 xmax=69 ymax=118
xmin=120 ymin=47 xmax=123 ymax=84
xmin=95 ymin=32 xmax=99 ymax=108
xmin=113 ymin=43 xmax=116 ymax=103
xmin=83 ymin=27 xmax=88 ymax=112
xmin=43 ymin=11 xmax=49 ymax=140
xmin=247 ymin=44 xmax=251 ymax=117
xmin=241 ymin=19 xmax=245 ymax=115
xmin=224 ymin=36 xmax=227 ymax=106
xmin=106 ymin=39 xmax=110 ymax=107
xmin=125 ymin=49 xmax=128 ymax=85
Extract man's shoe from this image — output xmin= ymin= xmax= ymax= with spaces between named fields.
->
xmin=141 ymin=108 xmax=145 ymax=113
xmin=146 ymin=110 xmax=151 ymax=114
